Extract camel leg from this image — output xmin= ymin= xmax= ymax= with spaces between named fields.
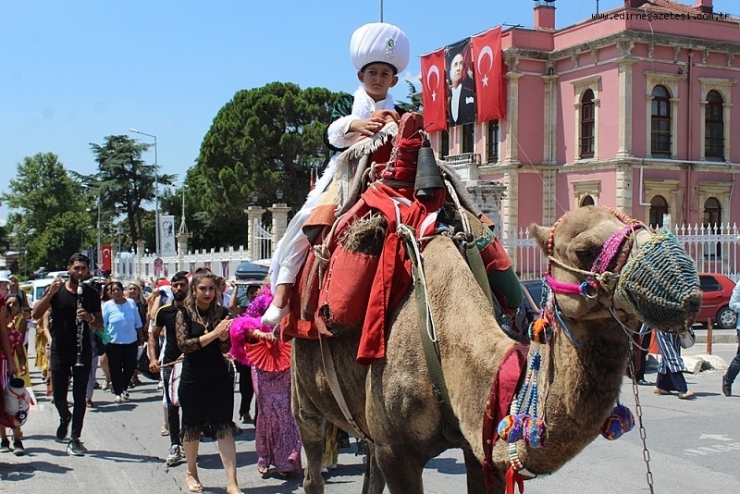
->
xmin=361 ymin=442 xmax=386 ymax=494
xmin=463 ymin=447 xmax=501 ymax=494
xmin=292 ymin=377 xmax=327 ymax=494
xmin=373 ymin=445 xmax=425 ymax=494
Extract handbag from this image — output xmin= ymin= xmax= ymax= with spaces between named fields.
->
xmin=94 ymin=329 xmax=111 ymax=356
xmin=680 ymin=328 xmax=696 ymax=349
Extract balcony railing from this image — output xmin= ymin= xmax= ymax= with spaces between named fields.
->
xmin=444 ymin=153 xmax=481 ymax=167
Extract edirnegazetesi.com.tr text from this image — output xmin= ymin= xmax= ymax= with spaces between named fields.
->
xmin=592 ymin=11 xmax=732 ymax=21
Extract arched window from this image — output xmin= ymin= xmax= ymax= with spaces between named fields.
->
xmin=648 ymin=195 xmax=668 ymax=228
xmin=703 ymin=197 xmax=722 ymax=258
xmin=580 ymin=89 xmax=595 ymax=159
xmin=703 ymin=197 xmax=722 ymax=227
xmin=651 ymin=85 xmax=671 ymax=157
xmin=705 ymin=90 xmax=724 ymax=159
xmin=580 ymin=195 xmax=595 ymax=207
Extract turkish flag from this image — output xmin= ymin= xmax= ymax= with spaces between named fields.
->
xmin=101 ymin=243 xmax=112 ymax=272
xmin=420 ymin=48 xmax=447 ymax=132
xmin=472 ymin=27 xmax=506 ymax=122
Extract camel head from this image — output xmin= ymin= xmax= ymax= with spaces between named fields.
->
xmin=529 ymin=206 xmax=701 ymax=334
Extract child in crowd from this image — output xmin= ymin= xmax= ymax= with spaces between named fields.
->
xmin=263 ymin=22 xmax=410 ymax=326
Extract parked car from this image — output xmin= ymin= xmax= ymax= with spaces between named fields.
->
xmin=697 ymin=273 xmax=738 ymax=329
xmin=520 ymin=279 xmax=544 ymax=315
xmin=233 ymin=261 xmax=269 ymax=306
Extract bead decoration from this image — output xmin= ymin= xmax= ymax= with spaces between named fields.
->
xmin=498 ymin=350 xmax=548 ymax=448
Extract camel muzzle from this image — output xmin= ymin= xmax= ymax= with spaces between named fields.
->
xmin=615 ymin=230 xmax=701 ymax=333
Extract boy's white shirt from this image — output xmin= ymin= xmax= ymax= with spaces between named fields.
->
xmin=325 ymin=85 xmax=395 ymax=151
xmin=269 ymin=85 xmax=395 ymax=288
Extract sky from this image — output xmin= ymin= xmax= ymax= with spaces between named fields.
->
xmin=2 ymin=0 xmax=739 ymax=222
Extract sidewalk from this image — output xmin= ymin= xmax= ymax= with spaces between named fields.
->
xmin=692 ymin=327 xmax=736 ymax=344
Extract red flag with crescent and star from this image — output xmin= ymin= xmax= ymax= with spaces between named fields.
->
xmin=472 ymin=26 xmax=506 ymax=122
xmin=101 ymin=243 xmax=112 ymax=272
xmin=420 ymin=48 xmax=447 ymax=132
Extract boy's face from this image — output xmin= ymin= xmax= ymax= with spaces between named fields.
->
xmin=358 ymin=63 xmax=398 ymax=101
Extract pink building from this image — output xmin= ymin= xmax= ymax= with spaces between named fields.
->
xmin=435 ymin=0 xmax=740 ymax=249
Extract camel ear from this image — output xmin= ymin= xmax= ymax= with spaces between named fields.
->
xmin=529 ymin=224 xmax=551 ymax=254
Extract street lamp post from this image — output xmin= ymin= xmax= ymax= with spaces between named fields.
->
xmin=82 ymin=184 xmax=102 ymax=274
xmin=129 ymin=128 xmax=160 ymax=258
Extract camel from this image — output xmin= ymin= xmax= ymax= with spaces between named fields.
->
xmin=290 ymin=205 xmax=701 ymax=493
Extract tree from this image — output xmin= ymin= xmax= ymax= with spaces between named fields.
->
xmin=187 ymin=82 xmax=339 ymax=249
xmin=397 ymin=81 xmax=422 ymax=113
xmin=79 ymin=135 xmax=177 ymax=246
xmin=0 ymin=152 xmax=90 ymax=268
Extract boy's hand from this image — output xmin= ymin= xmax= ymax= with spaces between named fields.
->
xmin=349 ymin=116 xmax=387 ymax=136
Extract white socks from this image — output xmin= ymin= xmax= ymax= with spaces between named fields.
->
xmin=261 ymin=303 xmax=290 ymax=327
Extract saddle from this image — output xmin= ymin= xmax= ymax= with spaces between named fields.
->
xmin=281 ymin=112 xmax=519 ymax=364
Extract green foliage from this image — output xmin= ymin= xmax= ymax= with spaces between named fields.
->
xmin=29 ymin=210 xmax=93 ymax=269
xmin=80 ymin=135 xmax=177 ymax=245
xmin=0 ymin=152 xmax=90 ymax=268
xmin=184 ymin=82 xmax=339 ymax=249
xmin=396 ymin=81 xmax=422 ymax=113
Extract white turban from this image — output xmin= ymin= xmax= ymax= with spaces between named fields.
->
xmin=350 ymin=22 xmax=409 ymax=74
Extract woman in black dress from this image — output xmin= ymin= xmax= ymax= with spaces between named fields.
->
xmin=176 ymin=269 xmax=240 ymax=494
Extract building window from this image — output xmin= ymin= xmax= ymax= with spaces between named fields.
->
xmin=487 ymin=120 xmax=499 ymax=163
xmin=440 ymin=130 xmax=449 ymax=158
xmin=703 ymin=197 xmax=722 ymax=226
xmin=580 ymin=195 xmax=595 ymax=207
xmin=648 ymin=195 xmax=668 ymax=228
xmin=580 ymin=90 xmax=595 ymax=159
xmin=703 ymin=197 xmax=722 ymax=258
xmin=651 ymin=85 xmax=672 ymax=157
xmin=705 ymin=90 xmax=724 ymax=160
xmin=462 ymin=123 xmax=474 ymax=154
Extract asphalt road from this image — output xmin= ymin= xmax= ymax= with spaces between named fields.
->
xmin=1 ymin=337 xmax=739 ymax=494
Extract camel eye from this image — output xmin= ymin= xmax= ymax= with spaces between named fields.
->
xmin=575 ymin=248 xmax=598 ymax=268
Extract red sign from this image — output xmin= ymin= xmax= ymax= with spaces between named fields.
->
xmin=101 ymin=243 xmax=112 ymax=272
xmin=420 ymin=48 xmax=448 ymax=132
xmin=472 ymin=26 xmax=506 ymax=122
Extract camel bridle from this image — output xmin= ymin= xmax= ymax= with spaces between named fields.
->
xmin=545 ymin=209 xmax=645 ymax=301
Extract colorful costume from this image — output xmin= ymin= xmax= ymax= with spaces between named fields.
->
xmin=265 ymin=22 xmax=410 ymax=324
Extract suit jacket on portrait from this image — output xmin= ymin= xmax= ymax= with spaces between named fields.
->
xmin=448 ymin=85 xmax=476 ymax=127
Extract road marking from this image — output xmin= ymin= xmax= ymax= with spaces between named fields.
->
xmin=700 ymin=434 xmax=733 ymax=441
xmin=685 ymin=443 xmax=740 ymax=456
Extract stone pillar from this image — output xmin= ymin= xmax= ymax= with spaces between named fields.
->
xmin=541 ymin=72 xmax=559 ymax=166
xmin=268 ymin=203 xmax=291 ymax=256
xmin=110 ymin=243 xmax=117 ymax=279
xmin=468 ymin=181 xmax=506 ymax=232
xmin=177 ymin=232 xmax=190 ymax=272
xmin=616 ymin=58 xmax=636 ymax=159
xmin=244 ymin=207 xmax=265 ymax=261
xmin=503 ymin=71 xmax=523 ymax=166
xmin=135 ymin=239 xmax=145 ymax=282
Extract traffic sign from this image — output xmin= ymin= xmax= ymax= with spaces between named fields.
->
xmin=154 ymin=257 xmax=164 ymax=268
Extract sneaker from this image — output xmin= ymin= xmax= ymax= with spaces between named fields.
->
xmin=56 ymin=414 xmax=71 ymax=441
xmin=166 ymin=444 xmax=183 ymax=465
xmin=114 ymin=394 xmax=123 ymax=404
xmin=0 ymin=438 xmax=10 ymax=453
xmin=67 ymin=438 xmax=87 ymax=456
xmin=122 ymin=391 xmax=130 ymax=401
xmin=13 ymin=440 xmax=25 ymax=456
xmin=157 ymin=381 xmax=164 ymax=390
xmin=722 ymin=376 xmax=732 ymax=397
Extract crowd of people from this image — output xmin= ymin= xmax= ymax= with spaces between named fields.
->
xmin=0 ymin=253 xmax=318 ymax=493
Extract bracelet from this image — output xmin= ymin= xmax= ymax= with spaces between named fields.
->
xmin=88 ymin=314 xmax=96 ymax=324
